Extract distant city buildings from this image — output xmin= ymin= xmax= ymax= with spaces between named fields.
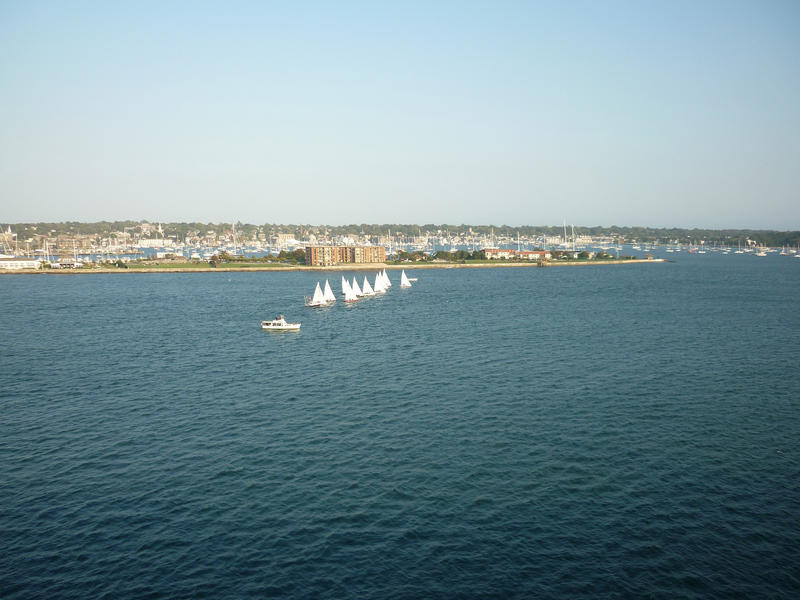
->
xmin=305 ymin=245 xmax=386 ymax=266
xmin=484 ymin=249 xmax=551 ymax=260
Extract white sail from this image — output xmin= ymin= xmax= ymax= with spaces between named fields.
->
xmin=313 ymin=282 xmax=325 ymax=303
xmin=323 ymin=279 xmax=336 ymax=303
xmin=383 ymin=268 xmax=392 ymax=287
xmin=306 ymin=281 xmax=326 ymax=306
xmin=342 ymin=279 xmax=359 ymax=302
xmin=373 ymin=272 xmax=385 ymax=293
xmin=351 ymin=277 xmax=363 ymax=297
xmin=362 ymin=275 xmax=375 ymax=296
xmin=400 ymin=270 xmax=412 ymax=288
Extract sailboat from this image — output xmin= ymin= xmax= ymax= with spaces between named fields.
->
xmin=323 ymin=279 xmax=336 ymax=304
xmin=361 ymin=275 xmax=375 ymax=296
xmin=373 ymin=271 xmax=386 ymax=293
xmin=400 ymin=270 xmax=412 ymax=288
xmin=343 ymin=280 xmax=359 ymax=302
xmin=383 ymin=269 xmax=392 ymax=287
xmin=305 ymin=282 xmax=327 ymax=307
xmin=351 ymin=277 xmax=363 ymax=297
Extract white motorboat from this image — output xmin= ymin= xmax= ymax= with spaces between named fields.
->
xmin=261 ymin=315 xmax=301 ymax=331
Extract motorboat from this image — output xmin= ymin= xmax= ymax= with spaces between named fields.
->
xmin=261 ymin=315 xmax=301 ymax=331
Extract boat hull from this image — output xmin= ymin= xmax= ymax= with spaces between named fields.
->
xmin=261 ymin=322 xmax=300 ymax=331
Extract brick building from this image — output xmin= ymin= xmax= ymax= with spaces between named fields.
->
xmin=305 ymin=245 xmax=386 ymax=266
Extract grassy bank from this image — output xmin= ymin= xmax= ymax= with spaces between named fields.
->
xmin=2 ymin=257 xmax=666 ymax=275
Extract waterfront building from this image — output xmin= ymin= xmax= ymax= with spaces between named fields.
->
xmin=484 ymin=248 xmax=515 ymax=260
xmin=517 ymin=250 xmax=552 ymax=260
xmin=484 ymin=248 xmax=551 ymax=260
xmin=305 ymin=245 xmax=386 ymax=266
xmin=0 ymin=257 xmax=42 ymax=270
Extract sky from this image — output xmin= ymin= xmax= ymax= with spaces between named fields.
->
xmin=1 ymin=0 xmax=799 ymax=229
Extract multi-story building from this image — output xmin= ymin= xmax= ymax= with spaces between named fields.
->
xmin=0 ymin=257 xmax=42 ymax=270
xmin=484 ymin=248 xmax=551 ymax=260
xmin=305 ymin=245 xmax=386 ymax=266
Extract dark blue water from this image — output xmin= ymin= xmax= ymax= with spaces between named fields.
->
xmin=2 ymin=255 xmax=799 ymax=599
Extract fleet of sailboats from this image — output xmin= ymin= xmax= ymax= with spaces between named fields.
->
xmin=308 ymin=269 xmax=411 ymax=307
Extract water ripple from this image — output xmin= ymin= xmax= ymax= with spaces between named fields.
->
xmin=2 ymin=261 xmax=799 ymax=599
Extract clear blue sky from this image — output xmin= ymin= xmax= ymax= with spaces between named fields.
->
xmin=1 ymin=1 xmax=798 ymax=228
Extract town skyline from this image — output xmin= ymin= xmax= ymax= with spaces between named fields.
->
xmin=4 ymin=219 xmax=799 ymax=253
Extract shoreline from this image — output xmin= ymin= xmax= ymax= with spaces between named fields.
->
xmin=0 ymin=259 xmax=667 ymax=275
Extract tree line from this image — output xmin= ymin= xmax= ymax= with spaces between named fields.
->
xmin=4 ymin=221 xmax=799 ymax=248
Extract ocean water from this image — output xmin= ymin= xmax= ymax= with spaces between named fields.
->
xmin=2 ymin=255 xmax=799 ymax=599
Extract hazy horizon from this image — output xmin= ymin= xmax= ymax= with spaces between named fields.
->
xmin=2 ymin=1 xmax=799 ymax=229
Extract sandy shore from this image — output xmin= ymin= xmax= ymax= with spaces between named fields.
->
xmin=1 ymin=259 xmax=666 ymax=275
